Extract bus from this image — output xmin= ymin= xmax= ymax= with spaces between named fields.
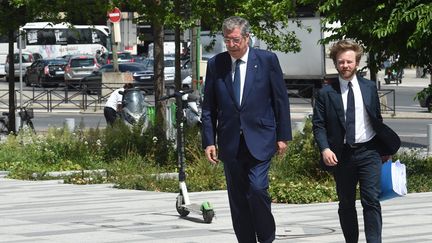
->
xmin=0 ymin=22 xmax=111 ymax=59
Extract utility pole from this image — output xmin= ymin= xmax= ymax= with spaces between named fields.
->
xmin=191 ymin=20 xmax=201 ymax=91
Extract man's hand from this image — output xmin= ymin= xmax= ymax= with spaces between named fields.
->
xmin=277 ymin=141 xmax=288 ymax=155
xmin=322 ymin=148 xmax=338 ymax=166
xmin=205 ymin=145 xmax=219 ymax=164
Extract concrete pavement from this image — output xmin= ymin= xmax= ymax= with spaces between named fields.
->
xmin=1 ymin=177 xmax=431 ymax=243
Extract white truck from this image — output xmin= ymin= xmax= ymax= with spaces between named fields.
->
xmin=254 ymin=17 xmax=338 ymax=97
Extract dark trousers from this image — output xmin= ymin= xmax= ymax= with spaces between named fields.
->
xmin=223 ymin=135 xmax=275 ymax=243
xmin=334 ymin=141 xmax=382 ymax=243
xmin=104 ymin=107 xmax=117 ymax=126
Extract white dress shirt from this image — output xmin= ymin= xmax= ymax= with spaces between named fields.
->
xmin=339 ymin=76 xmax=376 ymax=144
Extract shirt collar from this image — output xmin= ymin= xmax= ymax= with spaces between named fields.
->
xmin=339 ymin=75 xmax=359 ymax=89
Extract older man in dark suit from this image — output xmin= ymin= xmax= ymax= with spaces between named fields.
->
xmin=201 ymin=16 xmax=292 ymax=243
xmin=312 ymin=39 xmax=398 ymax=243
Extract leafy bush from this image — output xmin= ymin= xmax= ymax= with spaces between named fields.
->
xmin=111 ymin=125 xmax=226 ymax=192
xmin=271 ymin=117 xmax=327 ymax=180
xmin=269 ymin=179 xmax=337 ymax=204
xmin=269 ymin=117 xmax=336 ymax=203
xmin=103 ymin=120 xmax=175 ymax=166
xmin=0 ymin=127 xmax=106 ymax=179
xmin=1 ymin=117 xmax=432 ymax=204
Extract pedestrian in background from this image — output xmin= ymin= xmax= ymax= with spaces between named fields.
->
xmin=201 ymin=16 xmax=292 ymax=243
xmin=312 ymin=39 xmax=397 ymax=243
xmin=104 ymin=82 xmax=133 ymax=126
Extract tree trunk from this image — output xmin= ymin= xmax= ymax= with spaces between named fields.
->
xmin=368 ymin=52 xmax=378 ymax=87
xmin=153 ymin=22 xmax=173 ymax=166
xmin=153 ymin=16 xmax=167 ymax=135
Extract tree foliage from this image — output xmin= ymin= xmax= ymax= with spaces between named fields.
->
xmin=317 ymin=0 xmax=432 ymax=70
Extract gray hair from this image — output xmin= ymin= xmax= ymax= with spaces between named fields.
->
xmin=222 ymin=16 xmax=250 ymax=36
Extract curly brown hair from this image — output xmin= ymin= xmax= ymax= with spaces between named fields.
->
xmin=329 ymin=39 xmax=363 ymax=64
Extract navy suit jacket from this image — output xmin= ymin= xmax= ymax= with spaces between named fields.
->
xmin=312 ymin=75 xmax=399 ymax=170
xmin=201 ymin=48 xmax=292 ymax=162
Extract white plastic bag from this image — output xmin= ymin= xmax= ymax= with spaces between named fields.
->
xmin=380 ymin=159 xmax=407 ymax=200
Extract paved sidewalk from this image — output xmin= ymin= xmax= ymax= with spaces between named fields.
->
xmin=1 ymin=177 xmax=431 ymax=243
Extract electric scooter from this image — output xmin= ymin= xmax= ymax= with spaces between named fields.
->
xmin=159 ymin=89 xmax=215 ymax=223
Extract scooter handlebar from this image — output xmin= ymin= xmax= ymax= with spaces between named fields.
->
xmin=158 ymin=89 xmax=194 ymax=101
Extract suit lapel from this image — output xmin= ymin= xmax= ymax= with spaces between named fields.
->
xmin=358 ymin=76 xmax=372 ymax=112
xmin=220 ymin=53 xmax=239 ymax=108
xmin=241 ymin=48 xmax=257 ymax=107
xmin=328 ymin=81 xmax=346 ymax=128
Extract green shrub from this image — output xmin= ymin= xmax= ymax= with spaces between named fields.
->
xmin=110 ymin=125 xmax=226 ymax=192
xmin=271 ymin=117 xmax=329 ymax=181
xmin=1 ymin=116 xmax=432 ymax=204
xmin=103 ymin=121 xmax=175 ymax=166
xmin=269 ymin=117 xmax=336 ymax=203
xmin=0 ymin=126 xmax=106 ymax=179
xmin=269 ymin=179 xmax=337 ymax=203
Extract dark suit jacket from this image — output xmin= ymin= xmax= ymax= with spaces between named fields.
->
xmin=312 ymin=75 xmax=400 ymax=170
xmin=201 ymin=48 xmax=292 ymax=162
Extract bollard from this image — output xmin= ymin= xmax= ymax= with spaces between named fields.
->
xmin=65 ymin=118 xmax=75 ymax=132
xmin=15 ymin=112 xmax=21 ymax=132
xmin=428 ymin=124 xmax=432 ymax=156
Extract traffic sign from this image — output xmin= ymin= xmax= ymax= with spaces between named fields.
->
xmin=108 ymin=7 xmax=121 ymax=23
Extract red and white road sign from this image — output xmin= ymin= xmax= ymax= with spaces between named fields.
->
xmin=108 ymin=7 xmax=122 ymax=23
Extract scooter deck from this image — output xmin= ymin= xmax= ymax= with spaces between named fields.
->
xmin=181 ymin=203 xmax=203 ymax=214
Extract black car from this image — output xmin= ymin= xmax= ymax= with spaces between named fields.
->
xmin=80 ymin=62 xmax=153 ymax=94
xmin=25 ymin=59 xmax=67 ymax=87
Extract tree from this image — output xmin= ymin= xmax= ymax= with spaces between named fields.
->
xmin=316 ymin=0 xmax=432 ymax=80
xmin=0 ymin=0 xmax=61 ymax=133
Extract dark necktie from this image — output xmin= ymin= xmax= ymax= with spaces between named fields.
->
xmin=233 ymin=59 xmax=241 ymax=105
xmin=346 ymin=81 xmax=355 ymax=145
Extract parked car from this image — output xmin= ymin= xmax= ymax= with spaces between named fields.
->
xmin=141 ymin=57 xmax=175 ymax=86
xmin=80 ymin=62 xmax=153 ymax=94
xmin=5 ymin=52 xmax=42 ymax=81
xmin=64 ymin=55 xmax=100 ymax=87
xmin=59 ymin=54 xmax=74 ymax=62
xmin=24 ymin=58 xmax=68 ymax=87
xmin=100 ymin=51 xmax=134 ymax=65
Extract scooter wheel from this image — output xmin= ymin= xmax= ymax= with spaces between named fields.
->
xmin=201 ymin=201 xmax=215 ymax=223
xmin=176 ymin=194 xmax=190 ymax=217
xmin=202 ymin=209 xmax=215 ymax=223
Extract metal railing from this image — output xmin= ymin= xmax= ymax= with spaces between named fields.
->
xmin=378 ymin=89 xmax=396 ymax=116
xmin=0 ymin=82 xmax=157 ymax=112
